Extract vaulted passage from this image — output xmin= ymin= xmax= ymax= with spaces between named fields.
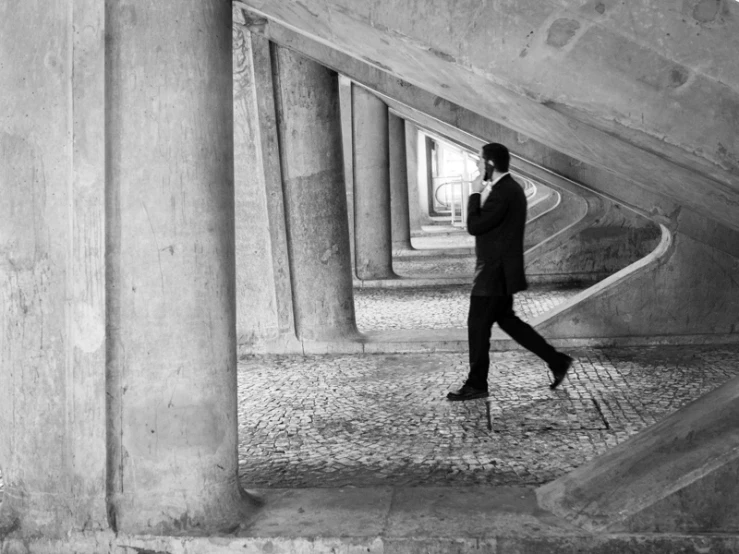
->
xmin=2 ymin=1 xmax=739 ymax=551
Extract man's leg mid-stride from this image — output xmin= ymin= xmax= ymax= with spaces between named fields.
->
xmin=496 ymin=295 xmax=573 ymax=389
xmin=447 ymin=295 xmax=573 ymax=401
xmin=448 ymin=294 xmax=499 ymax=401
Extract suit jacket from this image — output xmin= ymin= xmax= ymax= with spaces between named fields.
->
xmin=466 ymin=174 xmax=528 ymax=296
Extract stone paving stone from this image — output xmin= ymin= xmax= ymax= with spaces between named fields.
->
xmin=354 ymin=284 xmax=583 ymax=331
xmin=238 ymin=345 xmax=739 ymax=490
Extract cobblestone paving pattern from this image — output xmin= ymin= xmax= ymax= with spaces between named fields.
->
xmin=354 ymin=284 xmax=583 ymax=331
xmin=238 ymin=345 xmax=739 ymax=489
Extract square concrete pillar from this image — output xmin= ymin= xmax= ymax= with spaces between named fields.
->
xmin=389 ymin=112 xmax=413 ymax=251
xmin=271 ymin=46 xmax=359 ymax=343
xmin=352 ymin=85 xmax=397 ymax=280
xmin=0 ymin=0 xmax=107 ymax=537
xmin=233 ymin=20 xmax=299 ymax=353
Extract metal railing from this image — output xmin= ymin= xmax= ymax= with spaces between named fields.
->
xmin=433 ymin=173 xmax=537 ymax=226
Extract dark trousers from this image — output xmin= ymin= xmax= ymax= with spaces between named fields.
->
xmin=466 ymin=294 xmax=559 ymax=390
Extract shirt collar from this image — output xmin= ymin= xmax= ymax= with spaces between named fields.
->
xmin=490 ymin=171 xmax=510 ymax=186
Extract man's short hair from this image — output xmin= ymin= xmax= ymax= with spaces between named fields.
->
xmin=482 ymin=143 xmax=510 ymax=172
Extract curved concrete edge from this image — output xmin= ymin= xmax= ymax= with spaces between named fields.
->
xmin=525 ymin=223 xmax=672 ymax=332
xmin=523 ymin=188 xmax=593 ymax=263
xmin=526 ymin=188 xmax=561 ymax=226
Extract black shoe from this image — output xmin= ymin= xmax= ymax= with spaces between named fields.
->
xmin=549 ymin=354 xmax=573 ymax=390
xmin=447 ymin=385 xmax=489 ymax=401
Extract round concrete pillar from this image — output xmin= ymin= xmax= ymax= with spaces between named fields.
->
xmin=273 ymin=47 xmax=358 ymax=342
xmin=389 ymin=113 xmax=413 ymax=251
xmin=352 ymin=85 xmax=397 ymax=280
xmin=106 ymin=0 xmax=250 ymax=533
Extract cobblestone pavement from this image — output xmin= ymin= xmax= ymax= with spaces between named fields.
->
xmin=238 ymin=345 xmax=739 ymax=489
xmin=354 ymin=284 xmax=583 ymax=331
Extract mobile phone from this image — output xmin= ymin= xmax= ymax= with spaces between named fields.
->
xmin=483 ymin=163 xmax=493 ymax=181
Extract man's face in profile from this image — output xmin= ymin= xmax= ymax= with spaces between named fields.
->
xmin=476 ymin=154 xmax=486 ymax=179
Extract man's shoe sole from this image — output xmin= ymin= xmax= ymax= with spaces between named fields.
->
xmin=446 ymin=391 xmax=489 ymax=401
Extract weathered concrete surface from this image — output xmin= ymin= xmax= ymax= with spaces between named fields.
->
xmin=524 ymin=187 xmax=577 ymax=252
xmin=352 ymin=86 xmax=397 ymax=280
xmin=0 ymin=0 xmax=107 ymax=537
xmin=271 ymin=46 xmax=359 ymax=343
xmin=233 ymin=27 xmax=300 ymax=352
xmin=246 ymin=19 xmax=739 ymax=259
xmin=533 ymin=226 xmax=739 ymax=341
xmin=237 ymin=0 xmax=739 ymax=238
xmin=523 ymin=184 xmax=560 ymax=242
xmin=106 ymin=0 xmax=251 ymax=533
xmin=538 ymin=373 xmax=739 ymax=533
xmin=526 ymin=192 xmax=661 ymax=284
xmin=5 ymin=485 xmax=739 ymax=552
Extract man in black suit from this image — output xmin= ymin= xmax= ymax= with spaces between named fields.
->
xmin=447 ymin=143 xmax=573 ymax=401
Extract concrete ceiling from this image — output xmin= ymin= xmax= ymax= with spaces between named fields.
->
xmin=237 ymin=0 xmax=739 ymax=234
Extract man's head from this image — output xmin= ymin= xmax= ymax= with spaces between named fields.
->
xmin=481 ymin=142 xmax=510 ymax=173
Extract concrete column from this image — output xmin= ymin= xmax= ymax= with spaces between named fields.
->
xmin=273 ymin=46 xmax=358 ymax=342
xmin=389 ymin=113 xmax=413 ymax=251
xmin=0 ymin=0 xmax=107 ymax=537
xmin=339 ymin=75 xmax=357 ymax=273
xmin=233 ymin=20 xmax=299 ymax=353
xmin=106 ymin=0 xmax=251 ymax=533
xmin=405 ymin=121 xmax=424 ymax=235
xmin=416 ymin=130 xmax=434 ymax=226
xmin=352 ymin=85 xmax=397 ymax=280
